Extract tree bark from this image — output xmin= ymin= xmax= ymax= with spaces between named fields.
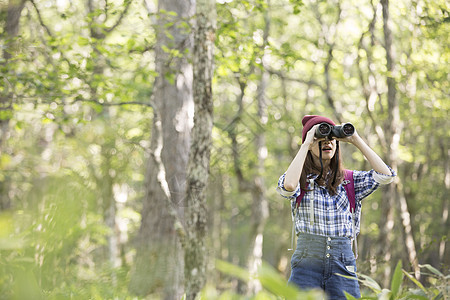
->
xmin=0 ymin=0 xmax=26 ymax=210
xmin=247 ymin=6 xmax=270 ymax=295
xmin=129 ymin=0 xmax=194 ymax=298
xmin=84 ymin=0 xmax=127 ymax=280
xmin=2 ymin=0 xmax=26 ymax=61
xmin=379 ymin=0 xmax=398 ymax=286
xmin=184 ymin=0 xmax=215 ymax=298
xmin=380 ymin=0 xmax=419 ymax=282
xmin=439 ymin=142 xmax=449 ymax=265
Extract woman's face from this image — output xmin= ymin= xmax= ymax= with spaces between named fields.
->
xmin=310 ymin=138 xmax=337 ymax=161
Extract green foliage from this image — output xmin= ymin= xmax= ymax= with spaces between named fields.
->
xmin=215 ymin=259 xmax=324 ymax=299
xmin=289 ymin=0 xmax=304 ymax=15
xmin=0 ymin=174 xmax=141 ymax=299
xmin=390 ymin=261 xmax=403 ymax=299
xmin=338 ymin=261 xmax=449 ymax=300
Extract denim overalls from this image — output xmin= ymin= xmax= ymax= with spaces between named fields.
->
xmin=288 ymin=233 xmax=360 ymax=299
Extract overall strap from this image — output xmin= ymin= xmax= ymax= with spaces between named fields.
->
xmin=343 ymin=169 xmax=358 ymax=259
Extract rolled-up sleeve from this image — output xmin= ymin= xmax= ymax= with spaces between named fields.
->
xmin=373 ymin=166 xmax=396 ymax=184
xmin=276 ymin=173 xmax=301 ymax=199
xmin=354 ymin=166 xmax=396 ymax=202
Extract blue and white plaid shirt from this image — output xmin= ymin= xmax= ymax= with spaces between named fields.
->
xmin=277 ymin=168 xmax=396 ymax=238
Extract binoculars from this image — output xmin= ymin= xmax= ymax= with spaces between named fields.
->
xmin=315 ymin=122 xmax=355 ymax=139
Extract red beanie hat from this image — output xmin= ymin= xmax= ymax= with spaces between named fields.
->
xmin=301 ymin=115 xmax=336 ymax=143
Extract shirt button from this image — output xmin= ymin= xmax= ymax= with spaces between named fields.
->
xmin=327 ymin=246 xmax=330 ymax=250
xmin=326 ymin=253 xmax=330 ymax=258
xmin=327 ymin=237 xmax=331 ymax=241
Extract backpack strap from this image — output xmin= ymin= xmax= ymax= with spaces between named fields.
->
xmin=343 ymin=170 xmax=355 ymax=212
xmin=295 ymin=188 xmax=307 ymax=208
xmin=289 ymin=179 xmax=312 ymax=251
xmin=295 ymin=179 xmax=315 ymax=225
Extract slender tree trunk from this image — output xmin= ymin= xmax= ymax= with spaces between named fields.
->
xmin=184 ymin=0 xmax=215 ymax=298
xmin=247 ymin=7 xmax=270 ymax=295
xmin=99 ymin=148 xmax=120 ymax=284
xmin=379 ymin=0 xmax=397 ymax=285
xmin=130 ymin=0 xmax=194 ymax=298
xmin=440 ymin=143 xmax=449 ymax=265
xmin=85 ymin=0 xmax=123 ymax=277
xmin=380 ymin=0 xmax=419 ymax=282
xmin=397 ymin=181 xmax=419 ymax=278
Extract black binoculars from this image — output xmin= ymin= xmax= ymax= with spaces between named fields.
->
xmin=315 ymin=122 xmax=355 ymax=139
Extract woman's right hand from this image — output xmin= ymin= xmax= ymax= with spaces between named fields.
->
xmin=284 ymin=124 xmax=322 ymax=190
xmin=304 ymin=124 xmax=322 ymax=150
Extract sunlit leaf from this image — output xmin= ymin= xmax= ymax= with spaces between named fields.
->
xmin=390 ymin=260 xmax=403 ymax=299
xmin=419 ymin=264 xmax=444 ymax=277
xmin=403 ymin=270 xmax=427 ymax=294
xmin=215 ymin=259 xmax=250 ymax=282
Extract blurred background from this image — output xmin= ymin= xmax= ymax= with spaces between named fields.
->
xmin=0 ymin=0 xmax=448 ymax=298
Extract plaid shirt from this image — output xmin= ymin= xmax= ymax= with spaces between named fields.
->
xmin=277 ymin=168 xmax=396 ymax=238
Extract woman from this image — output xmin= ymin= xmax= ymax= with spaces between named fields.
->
xmin=277 ymin=115 xmax=396 ymax=299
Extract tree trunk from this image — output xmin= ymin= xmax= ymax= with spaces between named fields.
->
xmin=379 ymin=0 xmax=397 ymax=286
xmin=397 ymin=181 xmax=419 ymax=278
xmin=0 ymin=0 xmax=26 ymax=210
xmin=99 ymin=147 xmax=120 ymax=283
xmin=129 ymin=0 xmax=194 ymax=298
xmin=84 ymin=0 xmax=124 ymax=279
xmin=247 ymin=7 xmax=270 ymax=295
xmin=184 ymin=0 xmax=215 ymax=298
xmin=439 ymin=143 xmax=449 ymax=265
xmin=2 ymin=0 xmax=26 ymax=61
xmin=380 ymin=0 xmax=419 ymax=282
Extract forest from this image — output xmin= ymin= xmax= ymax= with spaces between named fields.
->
xmin=0 ymin=0 xmax=448 ymax=299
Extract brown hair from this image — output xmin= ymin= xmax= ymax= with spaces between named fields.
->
xmin=300 ymin=143 xmax=344 ymax=196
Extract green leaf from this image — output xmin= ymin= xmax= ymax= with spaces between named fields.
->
xmin=432 ymin=292 xmax=444 ymax=300
xmin=402 ymin=269 xmax=427 ymax=294
xmin=403 ymin=294 xmax=430 ymax=300
xmin=164 ymin=72 xmax=175 ymax=85
xmin=165 ymin=30 xmax=175 ymax=41
xmin=0 ymin=237 xmax=25 ymax=249
xmin=215 ymin=259 xmax=249 ymax=282
xmin=344 ymin=291 xmax=358 ymax=300
xmin=357 ymin=273 xmax=382 ymax=294
xmin=12 ymin=268 xmax=43 ymax=300
xmin=418 ymin=264 xmax=444 ymax=277
xmin=161 ymin=45 xmax=171 ymax=53
xmin=77 ymin=36 xmax=90 ymax=46
xmin=336 ymin=272 xmax=382 ymax=296
xmin=126 ymin=39 xmax=136 ymax=49
xmin=164 ymin=22 xmax=174 ymax=28
xmin=379 ymin=289 xmax=391 ymax=300
xmin=390 ymin=261 xmax=403 ymax=299
xmin=257 ymin=262 xmax=300 ymax=299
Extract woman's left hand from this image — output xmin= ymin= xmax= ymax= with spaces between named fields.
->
xmin=335 ymin=129 xmax=360 ymax=145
